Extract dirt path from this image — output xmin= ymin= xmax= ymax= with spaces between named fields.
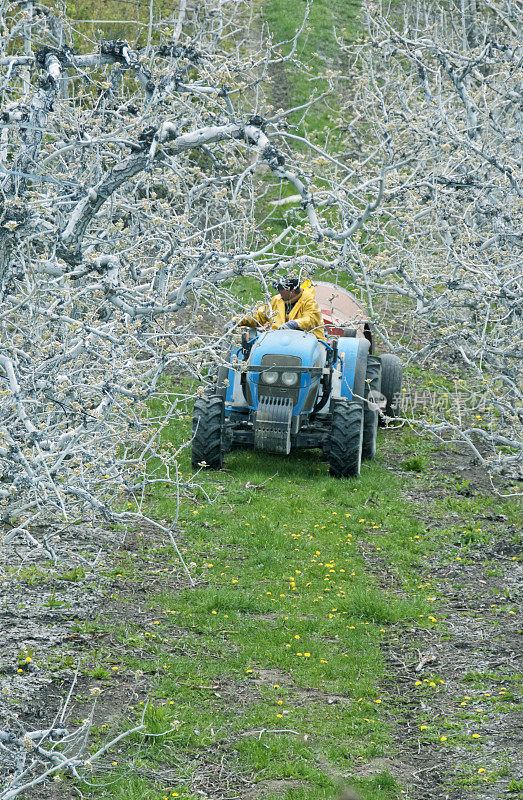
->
xmin=383 ymin=542 xmax=522 ymax=800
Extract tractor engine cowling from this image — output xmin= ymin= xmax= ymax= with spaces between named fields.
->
xmin=246 ymin=330 xmax=324 ymax=454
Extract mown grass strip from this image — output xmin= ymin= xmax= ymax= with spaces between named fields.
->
xmin=77 ymin=409 xmax=521 ymax=800
xmin=84 ymin=420 xmax=438 ymax=800
xmin=263 ymin=0 xmax=361 ymax=131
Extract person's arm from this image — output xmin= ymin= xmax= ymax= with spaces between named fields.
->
xmin=237 ymin=303 xmax=270 ymax=328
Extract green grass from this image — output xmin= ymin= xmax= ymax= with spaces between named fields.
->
xmin=263 ymin=0 xmax=361 ymax=131
xmin=64 ymin=0 xmax=184 ymax=49
xmin=237 ymin=0 xmax=364 ymax=270
xmin=76 ymin=430 xmax=453 ymax=800
xmin=69 ymin=406 xmax=521 ymax=800
xmin=508 ymin=778 xmax=523 ymax=796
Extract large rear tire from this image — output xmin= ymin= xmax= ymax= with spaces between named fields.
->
xmin=191 ymin=396 xmax=225 ymax=470
xmin=380 ymin=354 xmax=403 ymax=419
xmin=329 ymin=401 xmax=363 ymax=478
xmin=362 ymin=355 xmax=381 ymax=460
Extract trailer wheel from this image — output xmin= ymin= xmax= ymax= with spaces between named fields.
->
xmin=380 ymin=354 xmax=403 ymax=420
xmin=362 ymin=355 xmax=381 ymax=460
xmin=191 ymin=396 xmax=225 ymax=469
xmin=329 ymin=401 xmax=363 ymax=478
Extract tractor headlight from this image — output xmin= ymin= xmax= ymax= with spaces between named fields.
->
xmin=281 ymin=371 xmax=298 ymax=387
xmin=261 ymin=370 xmax=279 ymax=385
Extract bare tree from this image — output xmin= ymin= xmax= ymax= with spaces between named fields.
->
xmin=1 ymin=678 xmax=146 ymax=800
xmin=1 ymin=0 xmax=520 ymax=584
xmin=0 ymin=0 xmax=399 ymax=554
xmin=337 ymin=0 xmax=522 ymax=477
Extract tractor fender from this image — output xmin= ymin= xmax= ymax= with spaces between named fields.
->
xmin=214 ymin=364 xmax=229 ymax=400
xmin=224 ymin=347 xmax=249 ymax=410
xmin=331 ymin=337 xmax=370 ymax=402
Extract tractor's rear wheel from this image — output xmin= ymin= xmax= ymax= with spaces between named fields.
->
xmin=362 ymin=355 xmax=381 ymax=460
xmin=191 ymin=396 xmax=225 ymax=469
xmin=329 ymin=401 xmax=363 ymax=478
xmin=380 ymin=354 xmax=403 ymax=420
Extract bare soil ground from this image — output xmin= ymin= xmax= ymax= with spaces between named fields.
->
xmin=0 ymin=523 xmax=118 ymax=722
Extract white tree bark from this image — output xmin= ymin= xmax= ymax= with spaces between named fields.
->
xmin=0 ymin=0 xmax=391 ymax=567
xmin=337 ymin=0 xmax=522 ymax=477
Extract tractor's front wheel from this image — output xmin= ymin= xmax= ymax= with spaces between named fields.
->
xmin=329 ymin=401 xmax=363 ymax=478
xmin=191 ymin=396 xmax=225 ymax=470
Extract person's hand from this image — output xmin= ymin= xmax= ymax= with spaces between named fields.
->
xmin=279 ymin=321 xmax=300 ymax=330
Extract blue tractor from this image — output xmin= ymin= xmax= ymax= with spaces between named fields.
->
xmin=191 ymin=283 xmax=402 ymax=477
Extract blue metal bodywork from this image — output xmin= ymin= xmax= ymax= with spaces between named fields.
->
xmin=224 ymin=330 xmax=366 ymax=417
xmin=250 ymin=330 xmax=323 ymax=365
xmin=245 ymin=331 xmax=325 ymax=416
xmin=336 ymin=337 xmax=361 ymax=400
xmin=224 ymin=349 xmax=241 ymax=406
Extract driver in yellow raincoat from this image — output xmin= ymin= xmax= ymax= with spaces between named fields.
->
xmin=236 ymin=275 xmax=326 ymax=342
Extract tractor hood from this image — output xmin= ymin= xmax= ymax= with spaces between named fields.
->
xmin=246 ymin=330 xmax=325 ymax=415
xmin=249 ymin=329 xmax=323 ymax=366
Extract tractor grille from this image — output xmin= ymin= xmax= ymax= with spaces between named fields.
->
xmin=254 ymin=396 xmax=293 ymax=454
xmin=258 ymin=354 xmax=302 ymax=404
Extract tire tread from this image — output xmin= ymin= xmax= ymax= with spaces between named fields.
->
xmin=191 ymin=396 xmax=224 ymax=469
xmin=380 ymin=354 xmax=402 ymax=418
xmin=362 ymin=355 xmax=381 ymax=460
xmin=329 ymin=401 xmax=363 ymax=478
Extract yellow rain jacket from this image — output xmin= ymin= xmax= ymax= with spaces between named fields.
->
xmin=238 ymin=280 xmax=326 ymax=342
